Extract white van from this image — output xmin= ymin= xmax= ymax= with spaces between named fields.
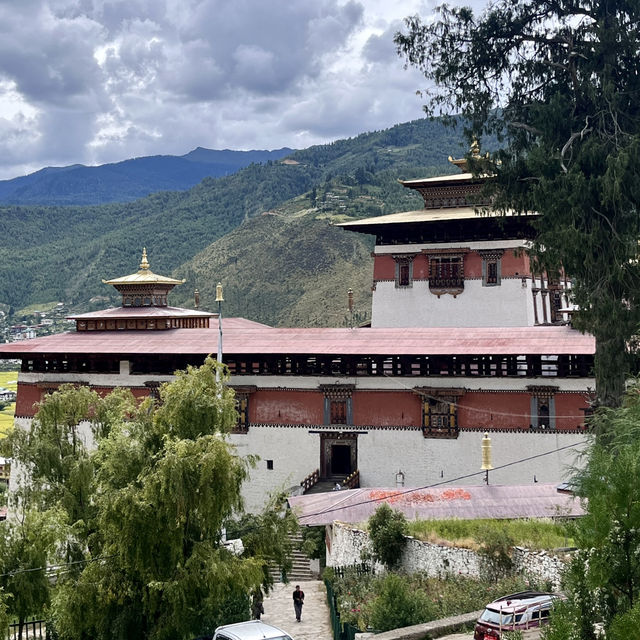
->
xmin=212 ymin=621 xmax=294 ymax=640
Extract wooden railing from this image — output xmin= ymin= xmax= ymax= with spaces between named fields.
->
xmin=344 ymin=470 xmax=359 ymax=489
xmin=300 ymin=468 xmax=320 ymax=492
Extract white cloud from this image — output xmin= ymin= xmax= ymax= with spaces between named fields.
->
xmin=0 ymin=0 xmax=488 ymax=179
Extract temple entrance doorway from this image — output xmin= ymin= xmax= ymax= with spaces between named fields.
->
xmin=321 ymin=432 xmax=357 ymax=479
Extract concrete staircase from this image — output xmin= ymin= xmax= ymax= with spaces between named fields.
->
xmin=270 ymin=531 xmax=315 ymax=582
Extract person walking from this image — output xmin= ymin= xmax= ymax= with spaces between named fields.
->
xmin=292 ymin=584 xmax=305 ymax=622
xmin=251 ymin=588 xmax=264 ymax=620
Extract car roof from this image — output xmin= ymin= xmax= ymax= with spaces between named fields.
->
xmin=214 ymin=620 xmax=292 ymax=640
xmin=487 ymin=591 xmax=561 ymax=613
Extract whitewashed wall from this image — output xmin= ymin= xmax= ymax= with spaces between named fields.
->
xmin=229 ymin=426 xmax=321 ymax=513
xmin=371 ymin=279 xmax=535 ymax=328
xmin=10 ymin=411 xmax=587 ymax=515
xmin=234 ymin=426 xmax=587 ymax=513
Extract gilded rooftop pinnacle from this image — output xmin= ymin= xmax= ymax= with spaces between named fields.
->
xmin=140 ymin=247 xmax=150 ymax=270
xmin=102 ymin=249 xmax=185 ymax=287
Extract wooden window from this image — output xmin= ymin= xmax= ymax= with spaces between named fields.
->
xmin=399 ymin=262 xmax=410 ymax=286
xmin=428 ymin=254 xmax=465 ymax=295
xmin=480 ymin=250 xmax=503 ymax=286
xmin=330 ymin=400 xmax=347 ymax=424
xmin=236 ymin=394 xmax=249 ymax=431
xmin=321 ymin=385 xmax=354 ymax=425
xmin=393 ymin=255 xmax=415 ymax=288
xmin=528 ymin=386 xmax=557 ymax=429
xmin=422 ymin=397 xmax=458 ymax=437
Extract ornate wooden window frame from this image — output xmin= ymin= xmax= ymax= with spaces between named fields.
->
xmin=423 ymin=249 xmax=468 ymax=298
xmin=393 ymin=254 xmax=416 ymax=288
xmin=527 ymin=385 xmax=558 ymax=429
xmin=230 ymin=385 xmax=256 ymax=433
xmin=415 ymin=387 xmax=465 ymax=438
xmin=479 ymin=249 xmax=504 ymax=287
xmin=320 ymin=384 xmax=354 ymax=426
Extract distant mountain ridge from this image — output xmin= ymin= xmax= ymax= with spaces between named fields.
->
xmin=0 ymin=147 xmax=294 ymax=206
xmin=0 ymin=117 xmax=469 ymax=324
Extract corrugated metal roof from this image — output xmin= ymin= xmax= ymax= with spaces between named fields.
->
xmin=288 ymin=483 xmax=584 ymax=526
xmin=0 ymin=324 xmax=595 ymax=357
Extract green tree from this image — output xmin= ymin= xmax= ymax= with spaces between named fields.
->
xmin=5 ymin=358 xmax=290 ymax=640
xmin=367 ymin=503 xmax=408 ymax=569
xmin=366 ymin=573 xmax=432 ymax=632
xmin=395 ymin=0 xmax=640 ymax=407
xmin=542 ymin=382 xmax=640 ymax=638
xmin=0 ymin=508 xmax=65 ymax=639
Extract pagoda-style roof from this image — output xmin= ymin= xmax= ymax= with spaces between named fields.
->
xmin=69 ymin=249 xmax=213 ymax=331
xmin=103 ymin=248 xmax=185 ymax=288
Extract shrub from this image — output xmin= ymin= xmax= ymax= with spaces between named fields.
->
xmin=366 ymin=574 xmax=434 ymax=632
xmin=301 ymin=526 xmax=325 ymax=562
xmin=475 ymin=525 xmax=515 ymax=579
xmin=368 ymin=503 xmax=408 ymax=569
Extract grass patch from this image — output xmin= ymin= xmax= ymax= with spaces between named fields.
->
xmin=407 ymin=518 xmax=572 ymax=550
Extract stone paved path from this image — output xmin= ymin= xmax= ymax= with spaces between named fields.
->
xmin=261 ymin=580 xmax=332 ymax=640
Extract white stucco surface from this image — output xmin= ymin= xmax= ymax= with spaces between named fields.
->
xmin=371 ymin=279 xmax=536 ymax=328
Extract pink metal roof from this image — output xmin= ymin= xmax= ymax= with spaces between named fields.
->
xmin=0 ymin=323 xmax=594 ymax=357
xmin=288 ymin=483 xmax=584 ymax=526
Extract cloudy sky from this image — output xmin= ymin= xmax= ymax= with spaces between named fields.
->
xmin=0 ymin=0 xmax=485 ymax=180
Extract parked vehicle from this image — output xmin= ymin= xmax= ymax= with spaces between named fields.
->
xmin=474 ymin=591 xmax=565 ymax=639
xmin=213 ymin=621 xmax=294 ymax=640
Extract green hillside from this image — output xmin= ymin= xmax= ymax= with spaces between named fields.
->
xmin=0 ymin=117 xmax=465 ymax=323
xmin=171 ymin=207 xmax=375 ymax=328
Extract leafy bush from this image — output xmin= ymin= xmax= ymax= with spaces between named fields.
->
xmin=301 ymin=526 xmax=325 ymax=562
xmin=367 ymin=503 xmax=408 ymax=569
xmin=366 ymin=574 xmax=434 ymax=632
xmin=327 ymin=567 xmax=549 ymax=631
xmin=607 ymin=600 xmax=640 ymax=640
xmin=475 ymin=526 xmax=515 ymax=579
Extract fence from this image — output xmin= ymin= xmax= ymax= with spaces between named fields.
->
xmin=324 ymin=578 xmax=361 ymax=640
xmin=332 ymin=563 xmax=371 ymax=579
xmin=8 ymin=619 xmax=45 ymax=640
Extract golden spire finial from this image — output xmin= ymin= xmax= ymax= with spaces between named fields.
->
xmin=470 ymin=138 xmax=480 ymax=157
xmin=140 ymin=248 xmax=150 ymax=270
xmin=215 ymin=282 xmax=224 ymax=302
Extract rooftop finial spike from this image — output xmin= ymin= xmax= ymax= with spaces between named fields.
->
xmin=140 ymin=248 xmax=150 ymax=270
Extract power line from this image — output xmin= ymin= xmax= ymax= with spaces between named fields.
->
xmin=385 ymin=372 xmax=593 ymax=421
xmin=0 ymin=554 xmax=116 ymax=579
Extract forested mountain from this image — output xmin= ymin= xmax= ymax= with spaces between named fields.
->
xmin=0 ymin=147 xmax=293 ymax=206
xmin=2 ymin=118 xmax=467 ymax=325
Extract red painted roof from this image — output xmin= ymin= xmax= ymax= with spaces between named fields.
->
xmin=289 ymin=483 xmax=584 ymax=525
xmin=0 ymin=323 xmax=594 ymax=357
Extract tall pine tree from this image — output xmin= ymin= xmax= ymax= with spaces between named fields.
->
xmin=396 ymin=0 xmax=640 ymax=407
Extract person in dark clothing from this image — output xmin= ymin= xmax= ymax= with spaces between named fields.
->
xmin=251 ymin=588 xmax=264 ymax=620
xmin=292 ymin=584 xmax=305 ymax=622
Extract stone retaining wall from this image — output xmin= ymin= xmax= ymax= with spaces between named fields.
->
xmin=327 ymin=522 xmax=570 ymax=589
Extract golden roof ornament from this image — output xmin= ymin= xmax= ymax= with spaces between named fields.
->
xmin=140 ymin=247 xmax=150 ymax=270
xmin=102 ymin=248 xmax=186 ymax=287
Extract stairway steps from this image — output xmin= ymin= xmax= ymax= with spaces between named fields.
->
xmin=268 ymin=531 xmax=315 ymax=582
